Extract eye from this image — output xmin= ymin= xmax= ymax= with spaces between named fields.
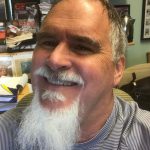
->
xmin=71 ymin=44 xmax=95 ymax=55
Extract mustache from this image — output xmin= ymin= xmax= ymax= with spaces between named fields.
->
xmin=34 ymin=66 xmax=84 ymax=85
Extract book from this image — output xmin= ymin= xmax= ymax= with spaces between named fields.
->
xmin=13 ymin=2 xmax=40 ymax=33
xmin=18 ymin=83 xmax=33 ymax=101
xmin=0 ymin=0 xmax=7 ymax=21
xmin=0 ymin=95 xmax=17 ymax=103
xmin=0 ymin=102 xmax=17 ymax=113
xmin=0 ymin=21 xmax=7 ymax=52
xmin=0 ymin=74 xmax=29 ymax=112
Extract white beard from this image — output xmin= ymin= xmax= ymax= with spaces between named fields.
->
xmin=17 ymin=89 xmax=81 ymax=150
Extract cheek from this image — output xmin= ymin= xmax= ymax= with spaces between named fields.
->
xmin=81 ymin=55 xmax=114 ymax=83
xmin=32 ymin=49 xmax=48 ymax=71
xmin=31 ymin=50 xmax=48 ymax=86
xmin=78 ymin=55 xmax=115 ymax=97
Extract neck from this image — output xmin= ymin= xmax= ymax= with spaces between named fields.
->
xmin=78 ymin=97 xmax=114 ymax=143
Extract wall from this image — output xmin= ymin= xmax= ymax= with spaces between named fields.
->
xmin=111 ymin=0 xmax=150 ymax=67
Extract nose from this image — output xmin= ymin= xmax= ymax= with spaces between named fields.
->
xmin=45 ymin=42 xmax=72 ymax=71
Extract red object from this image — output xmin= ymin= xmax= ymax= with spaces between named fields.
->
xmin=0 ymin=31 xmax=6 ymax=40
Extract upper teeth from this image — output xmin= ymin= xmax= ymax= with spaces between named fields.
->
xmin=47 ymin=78 xmax=76 ymax=86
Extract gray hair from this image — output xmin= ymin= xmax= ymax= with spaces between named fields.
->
xmin=99 ymin=0 xmax=127 ymax=63
xmin=49 ymin=0 xmax=128 ymax=63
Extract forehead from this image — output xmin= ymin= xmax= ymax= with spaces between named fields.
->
xmin=40 ymin=0 xmax=110 ymax=45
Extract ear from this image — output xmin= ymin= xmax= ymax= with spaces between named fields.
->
xmin=113 ymin=56 xmax=125 ymax=87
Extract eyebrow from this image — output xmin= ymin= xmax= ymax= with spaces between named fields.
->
xmin=67 ymin=34 xmax=101 ymax=52
xmin=36 ymin=32 xmax=58 ymax=41
xmin=36 ymin=32 xmax=101 ymax=52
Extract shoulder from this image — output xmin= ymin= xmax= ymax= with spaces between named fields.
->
xmin=0 ymin=109 xmax=21 ymax=133
xmin=0 ymin=93 xmax=33 ymax=136
xmin=0 ymin=94 xmax=32 ymax=150
xmin=116 ymin=97 xmax=150 ymax=149
xmin=117 ymin=97 xmax=150 ymax=127
xmin=131 ymin=108 xmax=150 ymax=142
xmin=0 ymin=109 xmax=21 ymax=150
xmin=116 ymin=96 xmax=150 ymax=131
xmin=126 ymin=109 xmax=150 ymax=149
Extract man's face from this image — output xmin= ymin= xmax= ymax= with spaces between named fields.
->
xmin=32 ymin=0 xmax=123 ymax=116
xmin=0 ymin=66 xmax=7 ymax=76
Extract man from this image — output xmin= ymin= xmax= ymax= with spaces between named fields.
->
xmin=0 ymin=0 xmax=150 ymax=150
xmin=0 ymin=65 xmax=7 ymax=77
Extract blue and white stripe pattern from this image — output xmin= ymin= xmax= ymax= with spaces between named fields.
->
xmin=0 ymin=96 xmax=150 ymax=150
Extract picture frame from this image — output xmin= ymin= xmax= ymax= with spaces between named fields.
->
xmin=114 ymin=4 xmax=130 ymax=18
xmin=0 ymin=51 xmax=33 ymax=78
xmin=12 ymin=51 xmax=33 ymax=79
xmin=0 ymin=54 xmax=13 ymax=77
xmin=141 ymin=0 xmax=150 ymax=40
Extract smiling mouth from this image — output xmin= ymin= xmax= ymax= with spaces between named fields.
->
xmin=35 ymin=66 xmax=84 ymax=87
xmin=47 ymin=78 xmax=79 ymax=86
xmin=43 ymin=76 xmax=80 ymax=87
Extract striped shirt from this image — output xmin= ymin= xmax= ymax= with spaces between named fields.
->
xmin=0 ymin=96 xmax=150 ymax=150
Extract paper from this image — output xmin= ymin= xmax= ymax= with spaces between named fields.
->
xmin=0 ymin=73 xmax=28 ymax=89
xmin=0 ymin=85 xmax=12 ymax=95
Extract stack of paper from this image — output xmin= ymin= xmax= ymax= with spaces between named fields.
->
xmin=6 ymin=32 xmax=33 ymax=48
xmin=0 ymin=74 xmax=28 ymax=113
